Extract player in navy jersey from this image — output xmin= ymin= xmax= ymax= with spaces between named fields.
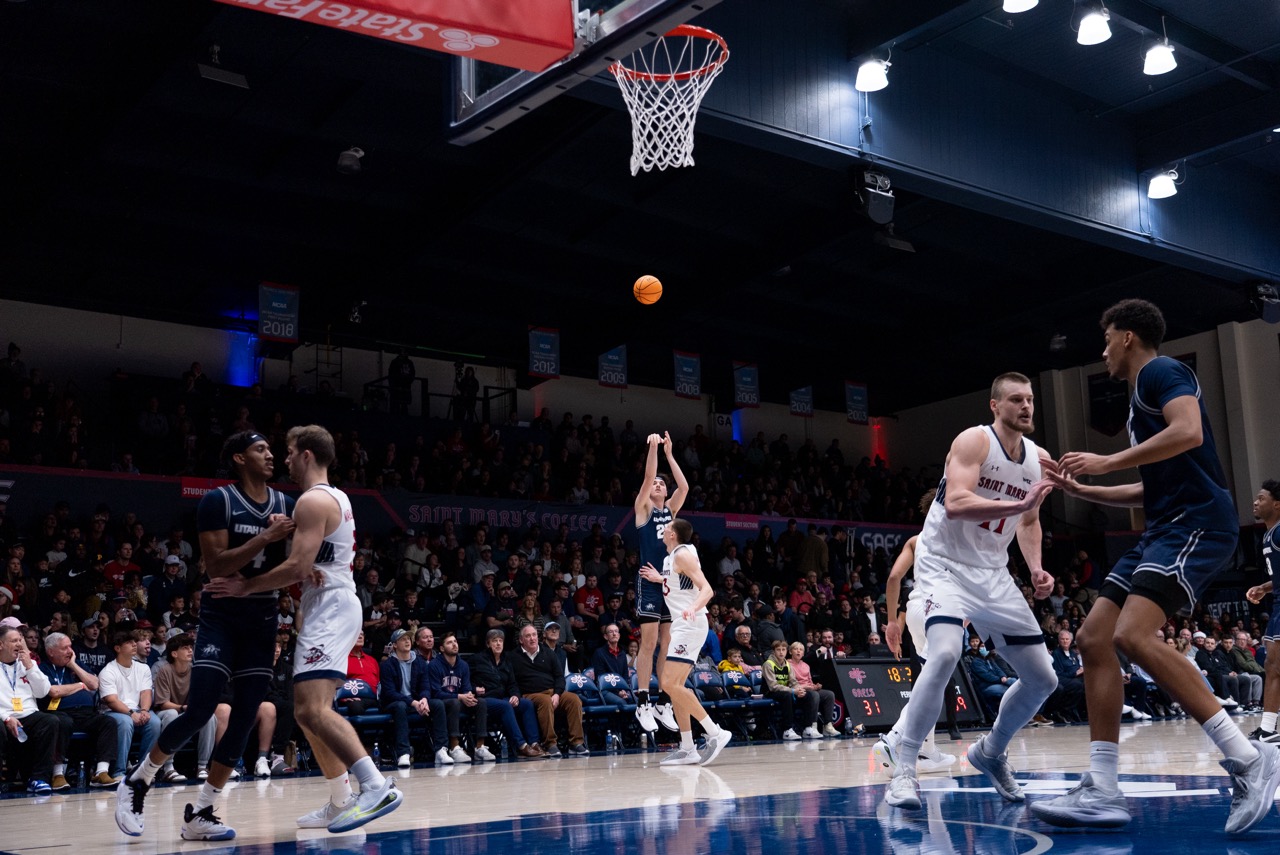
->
xmin=1245 ymin=480 xmax=1280 ymax=743
xmin=117 ymin=431 xmax=295 ymax=841
xmin=632 ymin=431 xmax=688 ymax=733
xmin=1034 ymin=299 xmax=1280 ymax=835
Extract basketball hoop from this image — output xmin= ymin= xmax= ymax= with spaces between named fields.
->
xmin=609 ymin=25 xmax=729 ymax=175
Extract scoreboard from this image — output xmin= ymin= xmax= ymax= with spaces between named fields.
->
xmin=809 ymin=657 xmax=983 ymax=732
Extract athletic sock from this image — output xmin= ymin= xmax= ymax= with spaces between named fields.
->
xmin=697 ymin=714 xmax=721 ymax=736
xmin=328 ymin=773 xmax=353 ymax=808
xmin=896 ymin=736 xmax=921 ymax=776
xmin=1262 ymin=711 xmax=1277 ymax=734
xmin=133 ymin=755 xmax=163 ymax=785
xmin=1088 ymin=741 xmax=1121 ymax=793
xmin=637 ymin=690 xmax=650 ymax=706
xmin=351 ymin=756 xmax=385 ymax=790
xmin=680 ymin=731 xmax=695 ymax=751
xmin=53 ymin=763 xmax=66 ymax=777
xmin=1203 ymin=709 xmax=1260 ymax=765
xmin=194 ymin=782 xmax=221 ymax=812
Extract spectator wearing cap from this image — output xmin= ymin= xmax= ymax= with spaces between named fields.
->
xmin=111 ymin=589 xmax=138 ymax=625
xmin=41 ymin=630 xmax=118 ymax=789
xmin=542 ymin=621 xmax=570 ymax=675
xmin=378 ymin=627 xmax=442 ymax=768
xmin=98 ymin=629 xmax=161 ymax=779
xmin=472 ymin=571 xmax=497 ymax=614
xmin=471 ymin=544 xmax=500 ymax=583
xmin=0 ymin=625 xmax=57 ymax=795
xmin=73 ymin=615 xmax=109 ymax=674
xmin=147 ymin=555 xmax=187 ymax=624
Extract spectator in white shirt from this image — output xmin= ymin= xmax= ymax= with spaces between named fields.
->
xmin=98 ymin=629 xmax=161 ymax=778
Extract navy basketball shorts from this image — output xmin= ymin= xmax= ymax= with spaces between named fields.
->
xmin=1099 ymin=526 xmax=1237 ymax=617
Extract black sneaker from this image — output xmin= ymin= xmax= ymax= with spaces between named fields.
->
xmin=1249 ymin=727 xmax=1280 ymax=744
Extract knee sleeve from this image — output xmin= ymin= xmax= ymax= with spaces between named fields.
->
xmin=999 ymin=643 xmax=1057 ymax=697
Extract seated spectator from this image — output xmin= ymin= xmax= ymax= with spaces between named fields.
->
xmin=1 ymin=625 xmax=57 ymax=794
xmin=1196 ymin=636 xmax=1245 ymax=708
xmin=414 ymin=626 xmax=437 ymax=666
xmin=1050 ymin=630 xmax=1087 ymax=722
xmin=762 ymin=639 xmax=817 ymax=740
xmin=345 ymin=631 xmax=381 ymax=692
xmin=1223 ymin=633 xmax=1264 ymax=712
xmin=755 ymin=606 xmax=786 ymax=650
xmin=98 ymin=629 xmax=162 ymax=780
xmin=74 ymin=616 xmax=110 ymax=675
xmin=510 ymin=624 xmax=586 ymax=757
xmin=262 ymin=640 xmax=296 ymax=774
xmin=151 ymin=632 xmax=216 ymax=782
xmin=963 ymin=635 xmax=1019 ymax=714
xmin=426 ymin=632 xmax=493 ymax=763
xmin=40 ymin=631 xmax=117 ymax=789
xmin=471 ymin=629 xmax=545 ymax=759
xmin=788 ymin=642 xmax=837 ymax=736
xmin=731 ymin=625 xmax=763 ymax=671
xmin=379 ymin=628 xmax=444 ymax=768
xmin=590 ymin=624 xmax=634 ymax=707
xmin=147 ymin=556 xmax=187 ymax=624
xmin=542 ymin=622 xmax=570 ymax=676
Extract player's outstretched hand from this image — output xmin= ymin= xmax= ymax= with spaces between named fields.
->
xmin=648 ymin=433 xmax=662 ymax=445
xmin=1058 ymin=451 xmax=1111 ymax=478
xmin=1030 ymin=568 xmax=1054 ymax=599
xmin=662 ymin=431 xmax=674 ymax=452
xmin=1044 ymin=468 xmax=1083 ymax=496
xmin=1015 ymin=479 xmax=1054 ymax=513
xmin=1247 ymin=585 xmax=1268 ymax=605
xmin=884 ymin=621 xmax=903 ymax=660
xmin=639 ymin=562 xmax=662 ymax=584
xmin=204 ymin=574 xmax=248 ymax=599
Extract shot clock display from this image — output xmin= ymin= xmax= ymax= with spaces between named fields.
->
xmin=810 ymin=657 xmax=982 ymax=732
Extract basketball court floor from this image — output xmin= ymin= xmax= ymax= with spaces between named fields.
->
xmin=3 ymin=717 xmax=1278 ymax=855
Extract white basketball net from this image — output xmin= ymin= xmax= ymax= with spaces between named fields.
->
xmin=609 ymin=26 xmax=729 ymax=176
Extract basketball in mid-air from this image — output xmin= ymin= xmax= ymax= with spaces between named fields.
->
xmin=633 ymin=275 xmax=663 ymax=304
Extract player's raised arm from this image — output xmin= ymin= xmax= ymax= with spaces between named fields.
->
xmin=635 ymin=433 xmax=662 ymax=518
xmin=662 ymin=431 xmax=690 ymax=516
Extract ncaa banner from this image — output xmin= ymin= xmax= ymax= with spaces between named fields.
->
xmin=673 ymin=351 xmax=701 ymax=399
xmin=258 ymin=282 xmax=300 ymax=343
xmin=598 ymin=345 xmax=627 ymax=388
xmin=733 ymin=362 xmax=760 ymax=408
xmin=845 ymin=381 xmax=868 ymax=424
xmin=209 ymin=0 xmax=575 ymax=72
xmin=789 ymin=386 xmax=814 ymax=418
xmin=528 ymin=327 xmax=560 ymax=379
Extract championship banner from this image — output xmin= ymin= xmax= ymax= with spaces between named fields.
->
xmin=673 ymin=351 xmax=701 ymax=399
xmin=789 ymin=386 xmax=814 ymax=418
xmin=209 ymin=0 xmax=575 ymax=72
xmin=258 ymin=282 xmax=300 ymax=343
xmin=598 ymin=345 xmax=627 ymax=389
xmin=845 ymin=380 xmax=868 ymax=425
xmin=528 ymin=327 xmax=560 ymax=379
xmin=733 ymin=362 xmax=760 ymax=408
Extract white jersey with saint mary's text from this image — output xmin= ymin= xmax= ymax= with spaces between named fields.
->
xmin=304 ymin=484 xmax=357 ymax=593
xmin=660 ymin=543 xmax=705 ymax=618
xmin=916 ymin=425 xmax=1042 ymax=572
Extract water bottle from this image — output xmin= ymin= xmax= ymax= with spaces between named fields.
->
xmin=78 ymin=761 xmax=87 ymax=787
xmin=372 ymin=742 xmax=381 ymax=766
xmin=14 ymin=722 xmax=27 ymax=743
xmin=605 ymin=730 xmax=615 ymax=753
xmin=639 ymin=732 xmax=648 ymax=749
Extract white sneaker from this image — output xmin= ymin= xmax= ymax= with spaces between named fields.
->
xmin=822 ymin=723 xmax=840 ymax=738
xmin=698 ymin=728 xmax=732 ymax=766
xmin=966 ymin=736 xmax=1024 ymax=802
xmin=659 ymin=747 xmax=701 ymax=766
xmin=654 ymin=702 xmax=678 ymax=731
xmin=328 ymin=778 xmax=404 ymax=833
xmin=782 ymin=728 xmax=802 ymax=741
xmin=1223 ymin=740 xmax=1280 ymax=835
xmin=802 ymin=726 xmax=821 ymax=740
xmin=884 ymin=773 xmax=921 ymax=809
xmin=872 ymin=733 xmax=901 ymax=774
xmin=449 ymin=746 xmax=471 ymax=764
xmin=180 ymin=803 xmax=236 ymax=841
xmin=917 ymin=750 xmax=957 ymax=774
xmin=396 ymin=754 xmax=411 ymax=768
xmin=474 ymin=745 xmax=497 ymax=762
xmin=1219 ymin=696 xmax=1240 ymax=708
xmin=254 ymin=756 xmax=271 ymax=778
xmin=197 ymin=767 xmax=208 ymax=780
xmin=1029 ymin=772 xmax=1130 ymax=828
xmin=297 ymin=797 xmax=350 ymax=829
xmin=114 ymin=774 xmax=150 ymax=837
xmin=1134 ymin=709 xmax=1152 ymax=721
xmin=636 ymin=703 xmax=658 ymax=732
xmin=435 ymin=747 xmax=454 ymax=766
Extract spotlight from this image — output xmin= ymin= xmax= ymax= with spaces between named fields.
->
xmin=1003 ymin=0 xmax=1038 ymax=12
xmin=1077 ymin=6 xmax=1111 ymax=45
xmin=1147 ymin=169 xmax=1178 ymax=199
xmin=1144 ymin=17 xmax=1176 ymax=75
xmin=859 ymin=171 xmax=895 ymax=225
xmin=855 ymin=59 xmax=890 ymax=92
xmin=337 ymin=147 xmax=365 ymax=175
xmin=1049 ymin=334 xmax=1067 ymax=353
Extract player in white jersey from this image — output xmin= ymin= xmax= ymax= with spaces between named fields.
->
xmin=883 ymin=373 xmax=1058 ymax=811
xmin=205 ymin=425 xmax=403 ymax=834
xmin=639 ymin=517 xmax=731 ymax=766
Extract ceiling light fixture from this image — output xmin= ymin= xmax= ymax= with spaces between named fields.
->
xmin=1147 ymin=168 xmax=1179 ymax=199
xmin=855 ymin=58 xmax=890 ymax=92
xmin=1143 ymin=16 xmax=1176 ymax=75
xmin=1003 ymin=0 xmax=1039 ymax=12
xmin=1077 ymin=4 xmax=1112 ymax=45
xmin=337 ymin=147 xmax=365 ymax=175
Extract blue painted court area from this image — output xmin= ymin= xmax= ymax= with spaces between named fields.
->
xmin=17 ymin=771 xmax=1271 ymax=855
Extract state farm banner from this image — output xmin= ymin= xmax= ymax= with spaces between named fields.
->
xmin=211 ymin=0 xmax=576 ymax=72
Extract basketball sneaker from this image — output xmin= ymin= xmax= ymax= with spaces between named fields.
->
xmin=1028 ymin=772 xmax=1131 ymax=828
xmin=328 ymin=778 xmax=404 ymax=833
xmin=297 ymin=797 xmax=353 ymax=829
xmin=698 ymin=728 xmax=732 ymax=766
xmin=967 ymin=736 xmax=1024 ymax=802
xmin=636 ymin=703 xmax=659 ymax=733
xmin=884 ymin=773 xmax=921 ymax=809
xmin=1248 ymin=727 xmax=1280 ymax=744
xmin=659 ymin=747 xmax=701 ymax=766
xmin=871 ymin=732 xmax=901 ymax=774
xmin=654 ymin=702 xmax=678 ymax=731
xmin=114 ymin=773 xmax=150 ymax=837
xmin=1222 ymin=740 xmax=1280 ymax=835
xmin=917 ymin=744 xmax=957 ymax=774
xmin=180 ymin=804 xmax=236 ymax=841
